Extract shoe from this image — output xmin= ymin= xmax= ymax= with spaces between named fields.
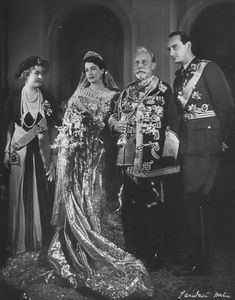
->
xmin=174 ymin=264 xmax=210 ymax=277
xmin=38 ymin=247 xmax=50 ymax=267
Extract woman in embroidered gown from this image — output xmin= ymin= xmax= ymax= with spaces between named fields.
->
xmin=47 ymin=51 xmax=154 ymax=299
xmin=2 ymin=56 xmax=56 ymax=255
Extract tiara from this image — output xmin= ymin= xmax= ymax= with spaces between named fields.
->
xmin=83 ymin=51 xmax=103 ymax=61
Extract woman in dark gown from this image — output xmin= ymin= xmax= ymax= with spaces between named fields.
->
xmin=2 ymin=56 xmax=56 ymax=255
xmin=47 ymin=51 xmax=154 ymax=299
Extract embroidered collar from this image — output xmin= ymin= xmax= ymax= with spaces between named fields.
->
xmin=138 ymin=75 xmax=155 ymax=88
xmin=183 ymin=56 xmax=195 ymax=70
xmin=175 ymin=57 xmax=200 ymax=77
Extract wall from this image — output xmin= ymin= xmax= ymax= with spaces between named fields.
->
xmin=7 ymin=0 xmax=46 ymax=90
xmin=6 ymin=0 xmax=175 ymax=96
xmin=6 ymin=0 xmax=235 ymax=96
xmin=0 ymin=0 xmax=8 ymax=103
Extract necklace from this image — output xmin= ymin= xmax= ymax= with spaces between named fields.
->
xmin=88 ymin=85 xmax=107 ymax=93
xmin=21 ymin=87 xmax=42 ymax=129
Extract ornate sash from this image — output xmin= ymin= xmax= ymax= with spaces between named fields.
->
xmin=132 ymin=82 xmax=179 ymax=178
xmin=12 ymin=117 xmax=48 ymax=151
xmin=178 ymin=60 xmax=208 ymax=108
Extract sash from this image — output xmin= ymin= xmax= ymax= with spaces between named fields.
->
xmin=116 ymin=78 xmax=161 ymax=162
xmin=133 ymin=92 xmax=179 ymax=178
xmin=178 ymin=61 xmax=208 ymax=108
xmin=12 ymin=117 xmax=48 ymax=151
xmin=117 ymin=77 xmax=160 ymax=121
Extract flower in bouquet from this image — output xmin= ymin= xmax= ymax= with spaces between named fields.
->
xmin=51 ymin=104 xmax=85 ymax=152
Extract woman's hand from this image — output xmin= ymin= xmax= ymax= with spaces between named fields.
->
xmin=3 ymin=152 xmax=10 ymax=169
xmin=46 ymin=161 xmax=56 ymax=182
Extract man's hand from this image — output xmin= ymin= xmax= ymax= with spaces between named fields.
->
xmin=114 ymin=121 xmax=127 ymax=133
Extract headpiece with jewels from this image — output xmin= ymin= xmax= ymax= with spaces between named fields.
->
xmin=77 ymin=50 xmax=118 ymax=90
xmin=83 ymin=51 xmax=103 ymax=61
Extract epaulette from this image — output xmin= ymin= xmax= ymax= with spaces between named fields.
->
xmin=199 ymin=59 xmax=211 ymax=64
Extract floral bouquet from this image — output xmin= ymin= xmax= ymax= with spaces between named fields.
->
xmin=51 ymin=104 xmax=86 ymax=152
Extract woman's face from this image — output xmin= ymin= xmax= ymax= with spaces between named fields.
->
xmin=85 ymin=62 xmax=104 ymax=84
xmin=25 ymin=65 xmax=45 ymax=88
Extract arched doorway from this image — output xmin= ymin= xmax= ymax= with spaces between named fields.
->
xmin=52 ymin=4 xmax=124 ymax=103
xmin=190 ymin=2 xmax=235 ymax=146
xmin=190 ymin=2 xmax=235 ymax=98
xmin=190 ymin=2 xmax=235 ymax=237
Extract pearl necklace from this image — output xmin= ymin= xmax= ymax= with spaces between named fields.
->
xmin=21 ymin=87 xmax=42 ymax=129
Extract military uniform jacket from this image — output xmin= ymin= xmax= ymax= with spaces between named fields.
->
xmin=109 ymin=76 xmax=179 ymax=178
xmin=174 ymin=57 xmax=233 ymax=154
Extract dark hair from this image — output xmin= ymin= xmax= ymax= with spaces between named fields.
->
xmin=168 ymin=31 xmax=191 ymax=45
xmin=82 ymin=55 xmax=106 ymax=82
xmin=15 ymin=56 xmax=49 ymax=79
xmin=19 ymin=68 xmax=33 ymax=82
xmin=82 ymin=56 xmax=106 ymax=72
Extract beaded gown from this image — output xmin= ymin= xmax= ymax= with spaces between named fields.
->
xmin=47 ymin=86 xmax=154 ymax=299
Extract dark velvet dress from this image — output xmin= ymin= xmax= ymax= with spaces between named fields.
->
xmin=3 ymin=88 xmax=54 ymax=254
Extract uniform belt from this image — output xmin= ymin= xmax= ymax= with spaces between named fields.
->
xmin=183 ymin=110 xmax=216 ymax=120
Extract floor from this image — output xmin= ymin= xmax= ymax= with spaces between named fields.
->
xmin=0 ymin=232 xmax=234 ymax=300
xmin=0 ymin=152 xmax=235 ymax=300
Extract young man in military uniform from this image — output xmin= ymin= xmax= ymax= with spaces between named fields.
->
xmin=109 ymin=47 xmax=179 ymax=270
xmin=167 ymin=31 xmax=233 ymax=276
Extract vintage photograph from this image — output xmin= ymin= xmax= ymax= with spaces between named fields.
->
xmin=0 ymin=0 xmax=235 ymax=299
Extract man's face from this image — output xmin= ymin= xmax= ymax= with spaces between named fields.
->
xmin=133 ymin=51 xmax=156 ymax=81
xmin=167 ymin=35 xmax=190 ymax=65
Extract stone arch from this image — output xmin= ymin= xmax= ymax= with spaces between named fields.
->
xmin=179 ymin=0 xmax=234 ymax=33
xmin=46 ymin=0 xmax=134 ymax=102
xmin=178 ymin=1 xmax=235 ymax=94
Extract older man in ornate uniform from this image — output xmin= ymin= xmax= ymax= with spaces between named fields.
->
xmin=167 ymin=31 xmax=233 ymax=276
xmin=109 ymin=47 xmax=179 ymax=270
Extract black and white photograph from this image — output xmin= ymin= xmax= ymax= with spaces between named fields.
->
xmin=0 ymin=0 xmax=235 ymax=299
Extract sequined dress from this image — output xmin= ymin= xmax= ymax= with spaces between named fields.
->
xmin=47 ymin=86 xmax=154 ymax=299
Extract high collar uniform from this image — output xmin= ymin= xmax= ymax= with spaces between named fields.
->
xmin=111 ymin=76 xmax=179 ymax=178
xmin=174 ymin=57 xmax=233 ymax=155
xmin=173 ymin=57 xmax=233 ymax=275
xmin=108 ymin=76 xmax=179 ymax=269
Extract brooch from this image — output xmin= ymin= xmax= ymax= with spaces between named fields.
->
xmin=42 ymin=100 xmax=52 ymax=116
xmin=191 ymin=90 xmax=202 ymax=100
xmin=159 ymin=82 xmax=167 ymax=93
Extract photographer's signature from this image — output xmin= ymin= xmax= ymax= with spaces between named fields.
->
xmin=178 ymin=290 xmax=231 ymax=299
